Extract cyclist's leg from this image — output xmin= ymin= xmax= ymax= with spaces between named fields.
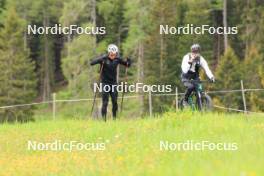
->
xmin=183 ymin=81 xmax=195 ymax=101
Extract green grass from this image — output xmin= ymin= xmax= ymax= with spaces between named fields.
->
xmin=0 ymin=111 xmax=264 ymax=175
xmin=33 ymin=92 xmax=143 ymax=121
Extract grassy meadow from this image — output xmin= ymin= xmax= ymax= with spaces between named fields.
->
xmin=0 ymin=111 xmax=264 ymax=176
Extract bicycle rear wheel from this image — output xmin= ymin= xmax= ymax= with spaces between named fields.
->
xmin=179 ymin=98 xmax=185 ymax=110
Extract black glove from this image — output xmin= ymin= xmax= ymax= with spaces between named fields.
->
xmin=210 ymin=77 xmax=215 ymax=83
xmin=126 ymin=58 xmax=131 ymax=67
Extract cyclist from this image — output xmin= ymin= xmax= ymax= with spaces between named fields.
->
xmin=181 ymin=44 xmax=215 ymax=106
xmin=90 ymin=44 xmax=131 ymax=120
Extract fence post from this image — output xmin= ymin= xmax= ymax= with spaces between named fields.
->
xmin=148 ymin=90 xmax=152 ymax=117
xmin=52 ymin=93 xmax=56 ymax=120
xmin=175 ymin=87 xmax=178 ymax=111
xmin=240 ymin=80 xmax=247 ymax=113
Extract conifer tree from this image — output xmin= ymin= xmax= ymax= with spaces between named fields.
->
xmin=244 ymin=45 xmax=264 ymax=111
xmin=214 ymin=47 xmax=242 ymax=109
xmin=0 ymin=8 xmax=36 ymax=122
xmin=60 ymin=0 xmax=97 ymax=97
xmin=123 ymin=0 xmax=151 ymax=115
xmin=61 ymin=25 xmax=96 ymax=97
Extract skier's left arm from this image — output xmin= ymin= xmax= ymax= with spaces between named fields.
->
xmin=119 ymin=57 xmax=131 ymax=67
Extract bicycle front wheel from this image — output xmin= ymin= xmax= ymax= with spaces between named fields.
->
xmin=201 ymin=93 xmax=213 ymax=111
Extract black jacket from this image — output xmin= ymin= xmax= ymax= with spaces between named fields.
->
xmin=90 ymin=54 xmax=131 ymax=84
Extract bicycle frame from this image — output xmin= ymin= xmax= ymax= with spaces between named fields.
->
xmin=188 ymin=80 xmax=205 ymax=111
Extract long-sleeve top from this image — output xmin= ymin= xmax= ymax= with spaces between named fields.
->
xmin=90 ymin=54 xmax=130 ymax=84
xmin=181 ymin=53 xmax=214 ymax=79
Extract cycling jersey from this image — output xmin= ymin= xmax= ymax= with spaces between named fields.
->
xmin=181 ymin=53 xmax=214 ymax=80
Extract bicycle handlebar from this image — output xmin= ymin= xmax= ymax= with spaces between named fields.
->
xmin=189 ymin=80 xmax=214 ymax=83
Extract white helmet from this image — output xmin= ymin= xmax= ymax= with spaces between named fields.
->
xmin=191 ymin=43 xmax=201 ymax=53
xmin=107 ymin=44 xmax=118 ymax=54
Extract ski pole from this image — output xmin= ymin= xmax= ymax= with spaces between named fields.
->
xmin=91 ymin=61 xmax=104 ymax=116
xmin=120 ymin=62 xmax=128 ymax=113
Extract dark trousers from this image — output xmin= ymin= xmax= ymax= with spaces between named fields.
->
xmin=101 ymin=83 xmax=118 ymax=120
xmin=183 ymin=81 xmax=195 ymax=101
xmin=181 ymin=74 xmax=199 ymax=101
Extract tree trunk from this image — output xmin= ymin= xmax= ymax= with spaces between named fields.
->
xmin=217 ymin=33 xmax=221 ymax=62
xmin=137 ymin=42 xmax=144 ymax=116
xmin=90 ymin=0 xmax=100 ymax=117
xmin=42 ymin=12 xmax=51 ymax=101
xmin=90 ymin=0 xmax=97 ymax=84
xmin=67 ymin=33 xmax=71 ymax=56
xmin=159 ymin=9 xmax=165 ymax=79
xmin=23 ymin=12 xmax=27 ymax=92
xmin=91 ymin=0 xmax=97 ymax=49
xmin=23 ymin=13 xmax=27 ymax=51
xmin=160 ymin=34 xmax=164 ymax=78
xmin=223 ymin=0 xmax=228 ymax=51
xmin=117 ymin=25 xmax=122 ymax=83
xmin=245 ymin=0 xmax=250 ymax=57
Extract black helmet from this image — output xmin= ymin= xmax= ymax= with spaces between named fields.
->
xmin=191 ymin=44 xmax=201 ymax=53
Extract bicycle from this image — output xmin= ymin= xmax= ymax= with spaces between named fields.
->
xmin=179 ymin=80 xmax=213 ymax=111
